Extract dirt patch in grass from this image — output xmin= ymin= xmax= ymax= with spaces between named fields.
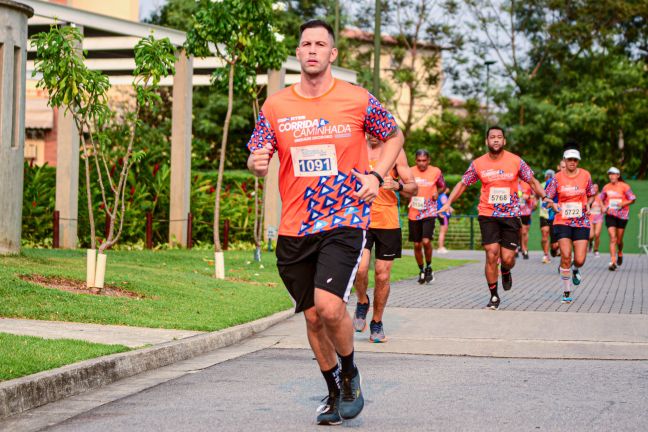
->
xmin=226 ymin=277 xmax=279 ymax=287
xmin=19 ymin=274 xmax=146 ymax=299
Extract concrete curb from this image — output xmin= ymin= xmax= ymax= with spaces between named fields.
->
xmin=0 ymin=309 xmax=294 ymax=420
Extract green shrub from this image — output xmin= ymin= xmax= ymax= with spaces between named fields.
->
xmin=21 ymin=164 xmax=261 ymax=248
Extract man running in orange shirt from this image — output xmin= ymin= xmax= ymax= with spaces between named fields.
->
xmin=408 ymin=149 xmax=446 ymax=284
xmin=440 ymin=126 xmax=546 ymax=310
xmin=247 ymin=20 xmax=403 ymax=425
xmin=353 ymin=136 xmax=417 ymax=343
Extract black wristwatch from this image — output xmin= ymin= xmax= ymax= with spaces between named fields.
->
xmin=397 ymin=182 xmax=404 ymax=192
xmin=369 ymin=171 xmax=384 ymax=187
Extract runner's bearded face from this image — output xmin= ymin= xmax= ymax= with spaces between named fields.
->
xmin=416 ymin=156 xmax=429 ymax=171
xmin=486 ymin=130 xmax=505 ymax=154
xmin=296 ymin=27 xmax=337 ymax=77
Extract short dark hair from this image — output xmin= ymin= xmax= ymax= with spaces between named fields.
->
xmin=415 ymin=149 xmax=430 ymax=159
xmin=299 ymin=20 xmax=335 ymax=44
xmin=486 ymin=126 xmax=506 ymax=139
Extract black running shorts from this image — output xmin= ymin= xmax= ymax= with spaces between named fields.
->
xmin=539 ymin=217 xmax=552 ymax=228
xmin=276 ymin=227 xmax=365 ymax=313
xmin=478 ymin=216 xmax=521 ymax=250
xmin=408 ymin=217 xmax=436 ymax=242
xmin=520 ymin=215 xmax=532 ymax=226
xmin=553 ymin=224 xmax=590 ymax=242
xmin=365 ymin=228 xmax=402 ymax=260
xmin=605 ymin=215 xmax=628 ymax=229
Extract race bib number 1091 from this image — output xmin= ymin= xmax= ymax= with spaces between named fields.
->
xmin=291 ymin=144 xmax=338 ymax=177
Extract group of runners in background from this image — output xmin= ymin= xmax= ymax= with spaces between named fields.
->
xmin=353 ymin=126 xmax=638 ymax=345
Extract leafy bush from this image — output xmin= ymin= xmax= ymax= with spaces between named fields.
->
xmin=22 ymin=164 xmax=261 ymax=248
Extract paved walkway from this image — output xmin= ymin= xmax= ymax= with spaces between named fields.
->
xmin=0 ymin=318 xmax=203 ymax=348
xmin=385 ymin=250 xmax=648 ymax=314
xmin=2 ymin=251 xmax=648 ymax=431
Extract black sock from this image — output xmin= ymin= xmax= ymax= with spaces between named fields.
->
xmin=425 ymin=263 xmax=431 ymax=269
xmin=501 ymin=266 xmax=511 ymax=275
xmin=488 ymin=282 xmax=498 ymax=298
xmin=338 ymin=351 xmax=356 ymax=376
xmin=564 ymin=291 xmax=571 ymax=297
xmin=418 ymin=264 xmax=424 ymax=271
xmin=321 ymin=364 xmax=340 ymax=395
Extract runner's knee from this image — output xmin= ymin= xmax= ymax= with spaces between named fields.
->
xmin=573 ymin=257 xmax=585 ymax=267
xmin=501 ymin=256 xmax=515 ymax=269
xmin=315 ymin=301 xmax=345 ymax=325
xmin=304 ymin=309 xmax=323 ymax=332
xmin=374 ymin=270 xmax=390 ymax=285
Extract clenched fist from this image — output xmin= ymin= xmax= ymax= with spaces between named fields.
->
xmin=248 ymin=143 xmax=273 ymax=177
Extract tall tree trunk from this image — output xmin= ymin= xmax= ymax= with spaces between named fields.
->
xmin=213 ymin=62 xmax=236 ymax=253
xmin=637 ymin=144 xmax=648 ymax=179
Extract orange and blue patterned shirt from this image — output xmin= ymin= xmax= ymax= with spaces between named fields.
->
xmin=247 ymin=79 xmax=399 ymax=237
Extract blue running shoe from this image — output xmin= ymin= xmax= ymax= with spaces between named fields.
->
xmin=316 ymin=394 xmax=342 ymax=425
xmin=353 ymin=299 xmax=370 ymax=332
xmin=369 ymin=320 xmax=386 ymax=343
xmin=572 ymin=267 xmax=582 ymax=286
xmin=561 ymin=295 xmax=573 ymax=304
xmin=340 ymin=369 xmax=364 ymax=420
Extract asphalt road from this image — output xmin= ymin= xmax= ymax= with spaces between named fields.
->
xmin=45 ymin=348 xmax=648 ymax=432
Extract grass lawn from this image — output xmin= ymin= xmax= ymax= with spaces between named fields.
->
xmin=0 ymin=249 xmax=471 ymax=331
xmin=0 ymin=333 xmax=129 ymax=381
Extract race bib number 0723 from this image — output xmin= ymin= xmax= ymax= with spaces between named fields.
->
xmin=291 ymin=144 xmax=338 ymax=177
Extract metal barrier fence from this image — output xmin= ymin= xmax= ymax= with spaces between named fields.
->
xmin=401 ymin=213 xmax=481 ymax=250
xmin=639 ymin=207 xmax=648 ymax=255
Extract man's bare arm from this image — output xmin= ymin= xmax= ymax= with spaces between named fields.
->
xmin=392 ymin=149 xmax=417 ymax=199
xmin=354 ymin=129 xmax=405 ymax=203
xmin=439 ymin=181 xmax=467 ymax=214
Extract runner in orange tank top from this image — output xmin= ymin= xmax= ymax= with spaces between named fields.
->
xmin=352 ymin=135 xmax=416 ymax=343
xmin=247 ymin=20 xmax=404 ymax=425
xmin=408 ymin=149 xmax=446 ymax=284
xmin=439 ymin=126 xmax=546 ymax=310
xmin=543 ymin=146 xmax=596 ymax=303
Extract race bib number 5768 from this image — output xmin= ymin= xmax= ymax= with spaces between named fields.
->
xmin=488 ymin=187 xmax=510 ymax=204
xmin=291 ymin=144 xmax=338 ymax=177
